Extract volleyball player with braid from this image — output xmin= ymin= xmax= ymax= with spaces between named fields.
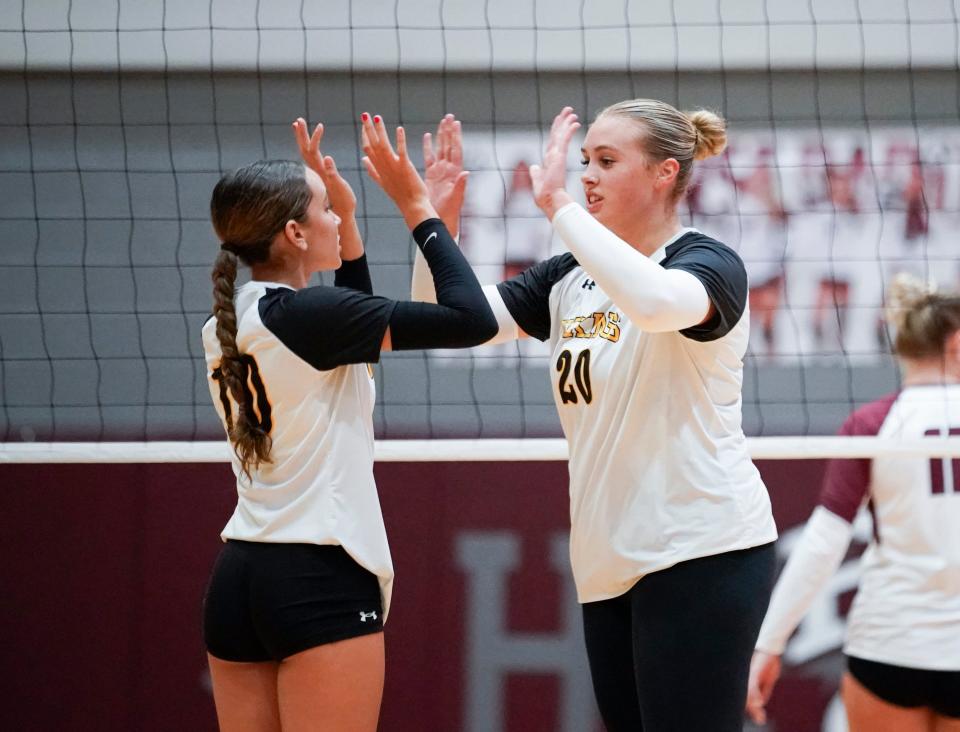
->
xmin=747 ymin=276 xmax=960 ymax=731
xmin=201 ymin=113 xmax=493 ymax=732
xmin=414 ymin=102 xmax=778 ymax=730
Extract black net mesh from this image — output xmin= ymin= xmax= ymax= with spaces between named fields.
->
xmin=2 ymin=0 xmax=958 ymax=442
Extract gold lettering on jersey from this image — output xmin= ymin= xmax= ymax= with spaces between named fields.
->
xmin=600 ymin=312 xmax=621 ymax=342
xmin=561 ymin=311 xmax=621 ymax=343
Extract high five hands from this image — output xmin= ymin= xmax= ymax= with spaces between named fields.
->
xmin=359 ymin=113 xmax=437 ymax=230
xmin=529 ymin=106 xmax=581 ymax=220
xmin=292 ymin=117 xmax=357 ymax=219
xmin=423 ymin=114 xmax=469 ymax=239
xmin=293 ymin=117 xmax=364 ymax=259
xmin=297 ymin=109 xmax=585 ymax=239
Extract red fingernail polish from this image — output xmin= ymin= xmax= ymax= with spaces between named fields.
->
xmin=361 ymin=112 xmax=369 ymax=122
xmin=374 ymin=115 xmax=381 ymax=124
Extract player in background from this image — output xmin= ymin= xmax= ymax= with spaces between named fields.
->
xmin=746 ymin=274 xmax=960 ymax=731
xmin=730 ymin=146 xmax=788 ymax=359
xmin=201 ymin=114 xmax=494 ymax=732
xmin=413 ymin=101 xmax=778 ymax=731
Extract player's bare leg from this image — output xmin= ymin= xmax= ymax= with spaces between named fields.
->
xmin=841 ymin=671 xmax=931 ymax=732
xmin=932 ymin=714 xmax=960 ymax=732
xmin=207 ymin=656 xmax=281 ymax=732
xmin=277 ymin=631 xmax=385 ymax=732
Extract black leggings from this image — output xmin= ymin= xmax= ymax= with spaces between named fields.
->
xmin=582 ymin=543 xmax=776 ymax=732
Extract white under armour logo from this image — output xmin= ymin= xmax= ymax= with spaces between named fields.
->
xmin=359 ymin=611 xmax=378 ymax=622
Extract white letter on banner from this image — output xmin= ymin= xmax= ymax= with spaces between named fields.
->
xmin=456 ymin=531 xmax=596 ymax=732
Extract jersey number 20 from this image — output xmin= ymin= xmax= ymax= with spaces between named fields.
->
xmin=556 ymin=349 xmax=592 ymax=404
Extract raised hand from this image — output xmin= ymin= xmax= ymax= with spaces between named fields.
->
xmin=292 ymin=117 xmax=357 ymax=218
xmin=745 ymin=650 xmax=782 ymax=726
xmin=529 ymin=107 xmax=581 ymax=219
xmin=424 ymin=114 xmax=469 ymax=238
xmin=360 ymin=113 xmax=436 ymax=230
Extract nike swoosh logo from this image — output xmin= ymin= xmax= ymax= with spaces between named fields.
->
xmin=424 ymin=232 xmax=438 ymax=247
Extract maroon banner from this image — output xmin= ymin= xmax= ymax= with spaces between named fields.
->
xmin=0 ymin=459 xmax=847 ymax=731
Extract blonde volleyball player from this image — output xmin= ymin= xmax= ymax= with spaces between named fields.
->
xmin=413 ymin=102 xmax=778 ymax=731
xmin=201 ymin=114 xmax=494 ymax=732
xmin=747 ymin=277 xmax=960 ymax=731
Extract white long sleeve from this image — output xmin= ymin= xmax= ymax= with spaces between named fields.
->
xmin=410 ymin=245 xmax=438 ymax=304
xmin=410 ymin=247 xmax=520 ymax=345
xmin=550 ymin=202 xmax=711 ymax=332
xmin=755 ymin=506 xmax=855 ymax=655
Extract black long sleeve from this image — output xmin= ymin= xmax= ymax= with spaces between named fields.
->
xmin=388 ymin=218 xmax=498 ymax=350
xmin=334 ymin=253 xmax=374 ymax=295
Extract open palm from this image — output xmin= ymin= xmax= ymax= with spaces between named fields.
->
xmin=292 ymin=117 xmax=357 ymax=218
xmin=423 ymin=114 xmax=469 ymax=237
xmin=529 ymin=106 xmax=580 ymax=218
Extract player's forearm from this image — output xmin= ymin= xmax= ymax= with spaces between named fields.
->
xmin=334 ymin=217 xmax=373 ymax=294
xmin=754 ymin=506 xmax=854 ymax=655
xmin=537 ymin=188 xmax=575 ymax=222
xmin=550 ymin=203 xmax=710 ymax=332
xmin=412 ymin=248 xmax=520 ymax=345
xmin=414 ymin=219 xmax=485 ymax=315
xmin=389 ymin=218 xmax=497 ymax=350
xmin=438 ymin=208 xmax=460 ymax=241
xmin=411 ymin=246 xmax=438 ymax=303
xmin=399 ymin=199 xmax=439 ymax=234
xmin=338 ymin=216 xmax=364 ymax=261
xmin=334 ymin=253 xmax=373 ymax=295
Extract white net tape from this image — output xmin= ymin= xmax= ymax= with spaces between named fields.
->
xmin=3 ymin=437 xmax=960 ymax=464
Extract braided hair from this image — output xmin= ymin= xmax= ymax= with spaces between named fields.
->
xmin=209 ymin=160 xmax=312 ymax=479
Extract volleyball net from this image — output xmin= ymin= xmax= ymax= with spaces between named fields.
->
xmin=2 ymin=0 xmax=960 ymax=461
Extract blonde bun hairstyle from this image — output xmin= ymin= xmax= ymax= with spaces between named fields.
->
xmin=598 ymin=99 xmax=727 ymax=199
xmin=885 ymin=272 xmax=960 ymax=359
xmin=687 ymin=109 xmax=728 ymax=161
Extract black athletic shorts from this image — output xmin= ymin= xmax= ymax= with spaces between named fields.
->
xmin=203 ymin=540 xmax=384 ymax=662
xmin=847 ymin=655 xmax=960 ymax=719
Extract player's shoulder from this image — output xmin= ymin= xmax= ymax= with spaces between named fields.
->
xmin=662 ymin=230 xmax=742 ymax=267
xmin=497 ymin=252 xmax=581 ymax=302
xmin=496 ymin=253 xmax=582 ymax=342
xmin=541 ymin=252 xmax=581 ymax=285
xmin=839 ymin=392 xmax=900 ymax=437
xmin=258 ymin=282 xmax=365 ymax=323
xmin=201 ymin=282 xmax=273 ymax=340
xmin=552 ymin=254 xmax=590 ymax=295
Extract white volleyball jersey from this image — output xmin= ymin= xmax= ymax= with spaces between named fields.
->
xmin=498 ymin=230 xmax=778 ymax=602
xmin=201 ymin=269 xmax=398 ymax=616
xmin=820 ymin=385 xmax=960 ymax=669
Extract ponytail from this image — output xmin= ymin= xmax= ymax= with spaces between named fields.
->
xmin=211 ymin=248 xmax=272 ymax=480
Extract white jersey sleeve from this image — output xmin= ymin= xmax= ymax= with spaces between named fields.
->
xmin=550 ymin=203 xmax=712 ymax=332
xmin=755 ymin=506 xmax=855 ymax=655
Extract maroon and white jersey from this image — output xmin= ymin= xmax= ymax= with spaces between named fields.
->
xmin=825 ymin=384 xmax=960 ymax=669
